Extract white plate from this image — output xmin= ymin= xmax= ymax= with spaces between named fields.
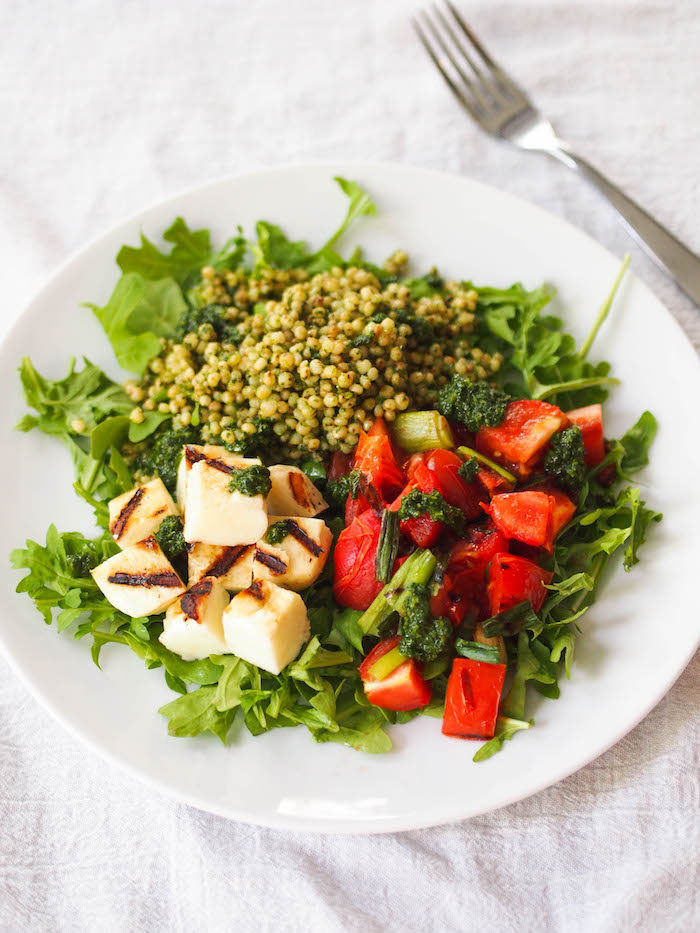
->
xmin=1 ymin=162 xmax=698 ymax=834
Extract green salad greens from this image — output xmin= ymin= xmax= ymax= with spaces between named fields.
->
xmin=11 ymin=177 xmax=660 ymax=757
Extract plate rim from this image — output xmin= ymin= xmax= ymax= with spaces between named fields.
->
xmin=2 ymin=159 xmax=698 ymax=834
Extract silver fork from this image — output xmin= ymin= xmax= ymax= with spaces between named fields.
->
xmin=414 ymin=2 xmax=700 ymax=306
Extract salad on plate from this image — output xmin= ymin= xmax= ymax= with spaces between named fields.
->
xmin=11 ymin=177 xmax=660 ymax=760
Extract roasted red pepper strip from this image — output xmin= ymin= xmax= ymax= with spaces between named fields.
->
xmin=442 ymin=658 xmax=506 ymax=739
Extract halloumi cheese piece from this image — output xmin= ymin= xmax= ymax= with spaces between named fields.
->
xmin=188 ymin=542 xmax=255 ymax=591
xmin=159 ymin=577 xmax=230 ymax=660
xmin=108 ymin=478 xmax=179 ymax=549
xmin=183 ymin=457 xmax=268 ymax=546
xmin=222 ymin=579 xmax=310 ymax=675
xmin=176 ymin=444 xmax=246 ymax=513
xmin=91 ymin=538 xmax=185 ymax=618
xmin=267 ymin=465 xmax=328 ymax=517
xmin=253 ymin=516 xmax=332 ymax=591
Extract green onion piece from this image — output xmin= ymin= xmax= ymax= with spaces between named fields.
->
xmin=454 ymin=639 xmax=501 ymax=664
xmin=375 ymin=510 xmax=400 ymax=584
xmin=357 ymin=548 xmax=437 ymax=637
xmin=481 ymin=600 xmax=539 ymax=638
xmin=392 ymin=410 xmax=455 ymax=452
xmin=456 ymin=445 xmax=516 ymax=485
xmin=368 ymin=645 xmax=406 ymax=680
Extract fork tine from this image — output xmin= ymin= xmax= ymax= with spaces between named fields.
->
xmin=429 ymin=4 xmax=500 ymax=107
xmin=412 ymin=16 xmax=482 ymax=122
xmin=418 ymin=11 xmax=490 ymax=111
xmin=443 ymin=1 xmax=526 ymax=99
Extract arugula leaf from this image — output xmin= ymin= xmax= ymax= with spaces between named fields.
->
xmin=11 ymin=525 xmax=123 ymax=628
xmin=323 ymin=176 xmax=377 ymax=248
xmin=127 ymin=411 xmax=171 ymax=443
xmin=502 ymin=633 xmax=559 ymax=720
xmin=88 ymin=274 xmax=186 ymax=375
xmin=117 ymin=217 xmax=246 ymax=288
xmin=620 ymin=411 xmax=658 ymax=474
xmin=473 ymin=716 xmax=533 ymax=762
xmin=159 ymin=686 xmax=236 ymax=743
xmin=252 ymin=177 xmax=376 ymax=273
xmin=17 ymin=356 xmax=132 ymax=438
xmin=252 ymin=222 xmax=309 ymax=270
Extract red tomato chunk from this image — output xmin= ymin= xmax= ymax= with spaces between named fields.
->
xmin=566 ymin=403 xmax=605 ymax=467
xmin=360 ymin=637 xmax=432 ymax=711
xmin=487 ymin=491 xmax=554 ymax=549
xmin=488 ymin=553 xmax=552 ymax=615
xmin=442 ymin=658 xmax=506 ymax=739
xmin=476 ymin=399 xmax=568 ymax=477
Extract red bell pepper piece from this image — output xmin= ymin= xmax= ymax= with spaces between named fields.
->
xmin=425 ymin=448 xmax=483 ymax=519
xmin=476 ymin=399 xmax=568 ymax=477
xmin=477 ymin=466 xmax=515 ymax=497
xmin=353 ymin=428 xmax=404 ymax=500
xmin=360 ymin=637 xmax=432 ymax=711
xmin=487 ymin=491 xmax=554 ymax=549
xmin=333 ymin=511 xmax=383 ymax=610
xmin=431 ymin=523 xmax=508 ymax=625
xmin=487 ymin=553 xmax=552 ymax=615
xmin=566 ymin=403 xmax=605 ymax=467
xmin=442 ymin=658 xmax=506 ymax=739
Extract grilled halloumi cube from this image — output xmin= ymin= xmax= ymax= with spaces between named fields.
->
xmin=159 ymin=577 xmax=230 ymax=660
xmin=253 ymin=516 xmax=332 ymax=591
xmin=108 ymin=478 xmax=179 ymax=549
xmin=175 ymin=444 xmax=236 ymax=513
xmin=222 ymin=579 xmax=310 ymax=675
xmin=267 ymin=465 xmax=328 ymax=517
xmin=91 ymin=538 xmax=185 ymax=618
xmin=188 ymin=542 xmax=255 ymax=591
xmin=183 ymin=457 xmax=268 ymax=546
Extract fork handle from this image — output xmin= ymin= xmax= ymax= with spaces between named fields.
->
xmin=550 ymin=145 xmax=700 ymax=305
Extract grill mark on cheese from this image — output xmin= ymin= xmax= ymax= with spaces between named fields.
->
xmin=181 ymin=578 xmax=213 ymax=621
xmin=284 ymin=519 xmax=323 ymax=556
xmin=246 ymin=580 xmax=265 ymax=600
xmin=110 ymin=487 xmax=145 ymax=539
xmin=107 ymin=571 xmax=182 ymax=588
xmin=184 ymin=446 xmax=233 ymax=475
xmin=288 ymin=471 xmax=311 ymax=509
xmin=205 ymin=545 xmax=252 ymax=578
xmin=254 ymin=547 xmax=288 ymax=575
xmin=152 ymin=506 xmax=167 ymax=517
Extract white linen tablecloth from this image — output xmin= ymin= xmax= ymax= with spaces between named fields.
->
xmin=1 ymin=1 xmax=698 ymax=930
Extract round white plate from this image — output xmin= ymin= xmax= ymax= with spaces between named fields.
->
xmin=1 ymin=162 xmax=698 ymax=833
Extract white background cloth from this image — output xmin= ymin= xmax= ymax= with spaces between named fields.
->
xmin=1 ymin=1 xmax=698 ymax=930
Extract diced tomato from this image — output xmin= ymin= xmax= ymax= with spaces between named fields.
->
xmin=425 ymin=449 xmax=482 ymax=519
xmin=487 ymin=553 xmax=552 ymax=615
xmin=333 ymin=511 xmax=383 ymax=610
xmin=476 ymin=399 xmax=568 ymax=477
xmin=389 ymin=463 xmax=444 ymax=547
xmin=430 ymin=523 xmax=507 ymax=625
xmin=353 ymin=431 xmax=404 ymax=500
xmin=477 ymin=466 xmax=515 ymax=497
xmin=487 ymin=491 xmax=554 ymax=549
xmin=328 ymin=451 xmax=353 ymax=483
xmin=450 ymin=522 xmax=509 ymax=575
xmin=360 ymin=637 xmax=432 ymax=711
xmin=442 ymin=658 xmax=506 ymax=739
xmin=531 ymin=483 xmax=577 ymax=542
xmin=567 ymin=403 xmax=605 ymax=467
xmin=404 ymin=452 xmax=428 ymax=481
xmin=367 ymin=416 xmax=390 ymax=437
xmin=345 ymin=493 xmax=371 ymax=526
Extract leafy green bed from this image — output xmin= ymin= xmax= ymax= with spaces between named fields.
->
xmin=10 ymin=178 xmax=660 ymax=757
